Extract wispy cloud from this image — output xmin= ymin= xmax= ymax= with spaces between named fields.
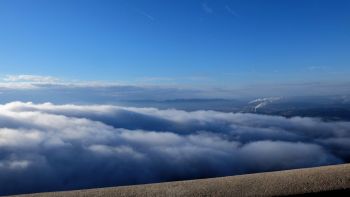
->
xmin=136 ymin=77 xmax=175 ymax=83
xmin=225 ymin=5 xmax=239 ymax=17
xmin=138 ymin=11 xmax=155 ymax=21
xmin=307 ymin=66 xmax=328 ymax=71
xmin=3 ymin=75 xmax=59 ymax=83
xmin=201 ymin=3 xmax=213 ymax=14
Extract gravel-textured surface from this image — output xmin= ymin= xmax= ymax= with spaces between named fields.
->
xmin=9 ymin=163 xmax=350 ymax=197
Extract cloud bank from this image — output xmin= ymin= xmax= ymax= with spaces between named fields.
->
xmin=0 ymin=102 xmax=349 ymax=195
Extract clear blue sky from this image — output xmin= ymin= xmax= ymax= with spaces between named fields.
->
xmin=0 ymin=0 xmax=349 ymax=87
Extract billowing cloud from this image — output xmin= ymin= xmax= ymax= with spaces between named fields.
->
xmin=0 ymin=102 xmax=349 ymax=195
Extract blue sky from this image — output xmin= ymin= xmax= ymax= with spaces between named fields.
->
xmin=0 ymin=0 xmax=350 ymax=88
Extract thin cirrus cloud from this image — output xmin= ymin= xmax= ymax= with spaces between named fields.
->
xmin=201 ymin=2 xmax=213 ymax=14
xmin=3 ymin=75 xmax=59 ymax=83
xmin=225 ymin=5 xmax=239 ymax=17
xmin=0 ymin=102 xmax=349 ymax=195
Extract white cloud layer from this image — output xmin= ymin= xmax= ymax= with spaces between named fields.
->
xmin=0 ymin=102 xmax=349 ymax=195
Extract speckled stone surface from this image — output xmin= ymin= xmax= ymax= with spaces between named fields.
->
xmin=8 ymin=164 xmax=350 ymax=197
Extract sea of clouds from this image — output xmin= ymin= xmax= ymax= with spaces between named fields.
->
xmin=0 ymin=102 xmax=350 ymax=195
